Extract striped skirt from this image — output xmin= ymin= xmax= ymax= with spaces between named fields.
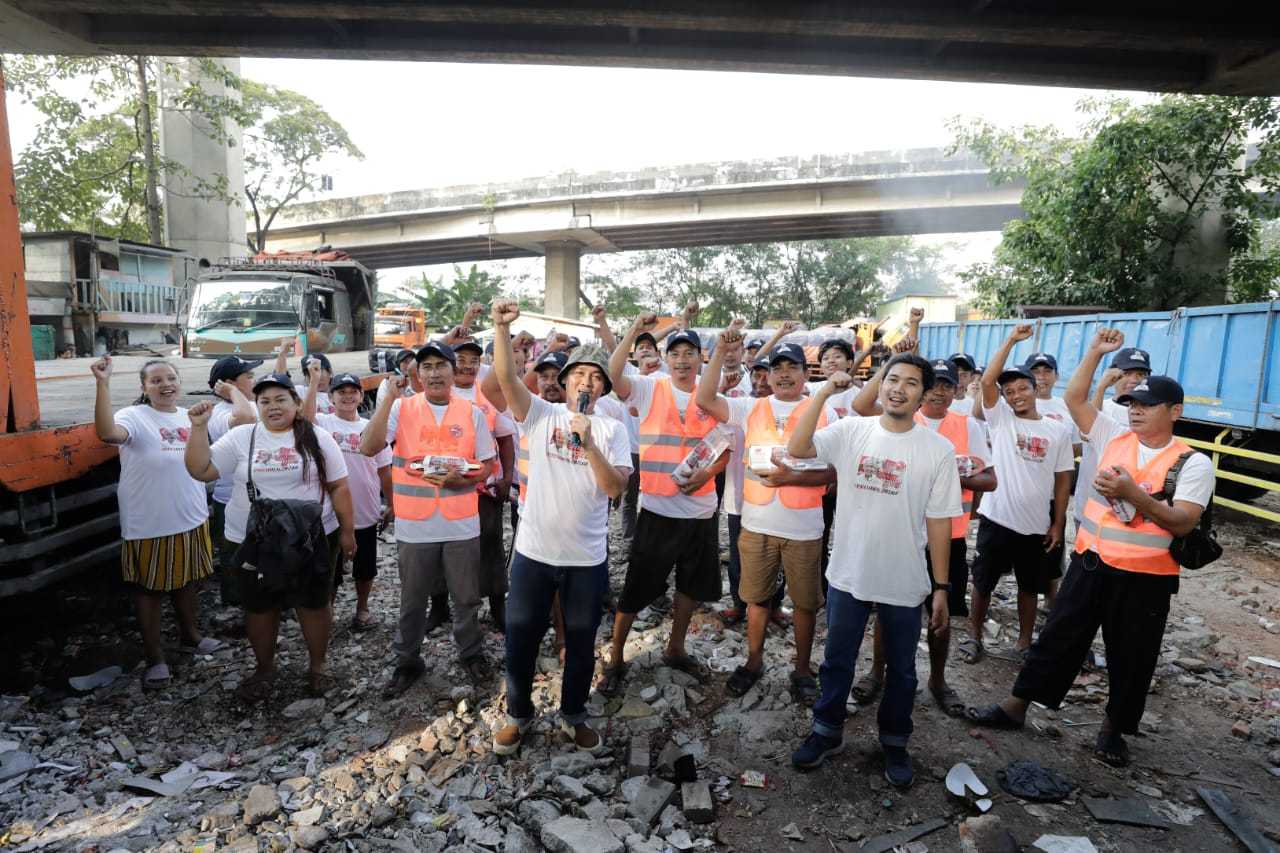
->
xmin=121 ymin=522 xmax=215 ymax=592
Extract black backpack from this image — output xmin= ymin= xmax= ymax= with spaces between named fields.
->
xmin=233 ymin=426 xmax=331 ymax=592
xmin=1159 ymin=451 xmax=1222 ymax=570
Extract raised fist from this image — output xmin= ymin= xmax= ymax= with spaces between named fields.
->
xmin=1010 ymin=323 xmax=1035 ymax=343
xmin=90 ymin=355 xmax=113 ymax=382
xmin=909 ymin=307 xmax=925 ymax=324
xmin=827 ymin=371 xmax=854 ymax=392
xmin=633 ymin=312 xmax=658 ymax=334
xmin=277 ymin=337 xmax=295 ymax=358
xmin=491 ymin=299 xmax=520 ymax=327
xmin=592 ymin=303 xmax=607 ymax=324
xmin=187 ymin=399 xmax=214 ymax=426
xmin=1100 ymin=366 xmax=1123 ymax=387
xmin=893 ymin=335 xmax=917 ymax=354
xmin=463 ymin=302 xmax=485 ymax=327
xmin=682 ymin=301 xmax=700 ymax=320
xmin=779 ymin=320 xmax=801 ymax=336
xmin=1092 ymin=327 xmax=1124 ymax=354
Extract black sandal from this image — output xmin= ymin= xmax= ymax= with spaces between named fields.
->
xmin=661 ymin=652 xmax=706 ymax=677
xmin=726 ymin=665 xmax=763 ymax=697
xmin=789 ymin=672 xmax=819 ymax=705
xmin=850 ymin=673 xmax=883 ymax=704
xmin=931 ymin=684 xmax=967 ymax=718
xmin=1093 ymin=730 xmax=1131 ymax=767
xmin=958 ymin=638 xmax=985 ymax=664
xmin=965 ymin=703 xmax=1025 ymax=729
xmin=595 ymin=662 xmax=629 ymax=697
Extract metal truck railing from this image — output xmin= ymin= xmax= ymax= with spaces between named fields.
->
xmin=75 ymin=278 xmax=179 ymax=318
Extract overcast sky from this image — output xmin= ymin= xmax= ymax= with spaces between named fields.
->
xmin=10 ymin=59 xmax=1142 ymax=295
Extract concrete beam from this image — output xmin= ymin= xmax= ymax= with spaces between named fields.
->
xmin=544 ymin=242 xmax=581 ymax=319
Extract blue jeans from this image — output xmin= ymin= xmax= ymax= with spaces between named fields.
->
xmin=811 ymin=588 xmax=922 ymax=748
xmin=504 ymin=551 xmax=608 ymax=726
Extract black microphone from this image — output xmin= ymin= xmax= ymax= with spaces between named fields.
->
xmin=571 ymin=390 xmax=590 ymax=447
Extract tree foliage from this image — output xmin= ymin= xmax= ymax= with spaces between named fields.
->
xmin=951 ymin=95 xmax=1280 ymax=314
xmin=399 ymin=264 xmax=507 ymax=327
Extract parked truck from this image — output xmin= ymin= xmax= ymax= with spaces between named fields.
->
xmin=373 ymin=305 xmax=430 ymax=351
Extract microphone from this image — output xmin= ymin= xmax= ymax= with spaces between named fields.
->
xmin=571 ymin=391 xmax=590 ymax=447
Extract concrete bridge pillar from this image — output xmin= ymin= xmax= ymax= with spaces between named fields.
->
xmin=544 ymin=241 xmax=582 ymax=319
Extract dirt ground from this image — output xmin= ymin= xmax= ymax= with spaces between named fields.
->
xmin=0 ymin=495 xmax=1277 ymax=852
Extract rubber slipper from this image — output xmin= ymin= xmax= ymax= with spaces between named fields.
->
xmin=958 ymin=638 xmax=985 ymax=665
xmin=180 ymin=637 xmax=223 ymax=655
xmin=789 ymin=672 xmax=819 ymax=705
xmin=307 ymin=670 xmax=338 ymax=697
xmin=931 ymin=684 xmax=967 ymax=718
xmin=850 ymin=673 xmax=883 ymax=705
xmin=660 ymin=652 xmax=706 ymax=677
xmin=351 ymin=612 xmax=377 ymax=632
xmin=234 ymin=670 xmax=276 ymax=703
xmin=720 ymin=607 xmax=745 ymax=626
xmin=1093 ymin=730 xmax=1131 ymax=768
xmin=595 ymin=663 xmax=629 ymax=697
xmin=726 ymin=665 xmax=763 ymax=697
xmin=965 ymin=703 xmax=1025 ymax=730
xmin=142 ymin=663 xmax=171 ymax=690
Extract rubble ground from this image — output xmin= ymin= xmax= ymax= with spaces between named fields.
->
xmin=0 ymin=501 xmax=1277 ymax=853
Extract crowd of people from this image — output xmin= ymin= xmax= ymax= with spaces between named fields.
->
xmin=91 ymin=298 xmax=1214 ymax=789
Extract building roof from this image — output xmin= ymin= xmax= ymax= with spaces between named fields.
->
xmin=881 ymin=275 xmax=952 ymax=302
xmin=22 ymin=230 xmax=187 ymax=257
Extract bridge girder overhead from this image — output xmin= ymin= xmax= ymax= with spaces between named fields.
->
xmin=1 ymin=2 xmax=1278 ymax=95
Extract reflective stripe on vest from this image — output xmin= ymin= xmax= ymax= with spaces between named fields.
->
xmin=636 ymin=377 xmax=717 ymax=497
xmin=515 ymin=432 xmax=530 ymax=506
xmin=916 ymin=410 xmax=973 ymax=539
xmin=389 ymin=395 xmax=479 ymax=521
xmin=742 ymin=397 xmax=828 ymax=510
xmin=1072 ymin=431 xmax=1187 ymax=576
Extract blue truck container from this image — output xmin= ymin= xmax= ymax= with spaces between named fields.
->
xmin=917 ymin=301 xmax=1280 ymax=501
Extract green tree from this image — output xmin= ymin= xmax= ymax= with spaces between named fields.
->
xmin=951 ymin=95 xmax=1280 ymax=314
xmin=242 ymin=80 xmax=363 ymax=252
xmin=403 ymin=265 xmax=506 ymax=327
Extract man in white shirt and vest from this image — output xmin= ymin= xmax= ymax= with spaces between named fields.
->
xmin=598 ymin=315 xmax=728 ymax=695
xmin=697 ymin=336 xmax=837 ymax=704
xmin=968 ymin=329 xmax=1213 ymax=769
xmin=361 ymin=341 xmax=498 ymax=697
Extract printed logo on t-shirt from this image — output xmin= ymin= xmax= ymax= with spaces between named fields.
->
xmin=854 ymin=455 xmax=907 ymax=495
xmin=253 ymin=447 xmax=301 ymax=471
xmin=157 ymin=426 xmax=190 ymax=447
xmin=1015 ymin=432 xmax=1050 ymax=462
xmin=331 ymin=431 xmax=361 ymax=453
xmin=547 ymin=426 xmax=589 ymax=466
xmin=834 ymin=407 xmax=849 ymax=418
xmin=1043 ymin=412 xmax=1064 ymax=422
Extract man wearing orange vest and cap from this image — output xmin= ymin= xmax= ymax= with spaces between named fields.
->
xmin=849 ymin=357 xmax=996 ymax=718
xmin=967 ymin=328 xmax=1214 ymax=769
xmin=360 ymin=341 xmax=498 ymax=698
xmin=598 ymin=315 xmax=729 ymax=695
xmin=696 ymin=333 xmax=837 ymax=704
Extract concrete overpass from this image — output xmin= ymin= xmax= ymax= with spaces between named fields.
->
xmin=1 ymin=3 xmax=1277 ymax=96
xmin=265 ymin=147 xmax=1024 ymax=317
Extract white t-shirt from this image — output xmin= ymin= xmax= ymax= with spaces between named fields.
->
xmin=1036 ymin=395 xmax=1080 ymax=445
xmin=113 ymin=406 xmax=209 ymax=541
xmin=917 ymin=413 xmax=990 ymax=472
xmin=812 ymin=416 xmax=962 ymax=607
xmin=514 ymin=395 xmax=633 ymax=566
xmin=805 ymin=382 xmax=858 ymax=418
xmin=1075 ymin=400 xmax=1129 ymax=521
xmin=1102 ymin=398 xmax=1129 ymax=422
xmin=1084 ymin=411 xmax=1214 ymax=512
xmin=453 ymin=382 xmax=516 ymax=484
xmin=727 ymin=396 xmax=837 ymax=540
xmin=209 ymin=423 xmax=349 ymax=543
xmin=385 ymin=396 xmax=497 ymax=542
xmin=296 ymin=384 xmax=335 ymax=415
xmin=719 ymin=382 xmax=754 ymax=517
xmin=978 ymin=398 xmax=1075 ymax=536
xmin=624 ymin=374 xmax=719 ymax=520
xmin=208 ymin=399 xmax=257 ymax=504
xmin=317 ymin=413 xmax=392 ymax=529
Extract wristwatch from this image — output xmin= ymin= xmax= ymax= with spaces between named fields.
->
xmin=931 ymin=580 xmax=952 ymax=593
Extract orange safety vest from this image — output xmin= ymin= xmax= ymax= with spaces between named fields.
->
xmin=637 ymin=377 xmax=717 ymax=497
xmin=743 ymin=397 xmax=829 ymax=510
xmin=390 ymin=395 xmax=479 ymax=521
xmin=915 ymin=410 xmax=974 ymax=539
xmin=515 ymin=430 xmax=530 ymax=506
xmin=1074 ymin=431 xmax=1188 ymax=576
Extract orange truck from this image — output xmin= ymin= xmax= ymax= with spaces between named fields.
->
xmin=373 ymin=306 xmax=429 ymax=350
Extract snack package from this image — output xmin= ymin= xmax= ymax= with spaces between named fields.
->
xmin=410 ymin=456 xmax=480 ymax=477
xmin=749 ymin=445 xmax=827 ymax=474
xmin=671 ymin=425 xmax=733 ymax=485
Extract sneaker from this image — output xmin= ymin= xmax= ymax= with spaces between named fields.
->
xmin=493 ymin=720 xmax=531 ymax=756
xmin=380 ymin=661 xmax=425 ymax=700
xmin=791 ymin=732 xmax=845 ymax=770
xmin=883 ymin=745 xmax=914 ymax=789
xmin=559 ymin=719 xmax=607 ymax=755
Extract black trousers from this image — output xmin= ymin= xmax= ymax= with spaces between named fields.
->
xmin=1012 ymin=552 xmax=1171 ymax=735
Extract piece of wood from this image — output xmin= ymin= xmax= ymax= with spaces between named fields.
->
xmin=1082 ymin=797 xmax=1171 ymax=829
xmin=859 ymin=817 xmax=948 ymax=853
xmin=1197 ymin=787 xmax=1277 ymax=853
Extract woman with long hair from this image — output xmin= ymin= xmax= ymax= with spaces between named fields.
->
xmin=92 ymin=356 xmax=219 ymax=689
xmin=185 ymin=372 xmax=356 ymax=702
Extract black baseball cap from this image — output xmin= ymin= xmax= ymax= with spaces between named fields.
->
xmin=930 ymin=359 xmax=959 ymax=386
xmin=1024 ymin=352 xmax=1058 ymax=371
xmin=301 ymin=352 xmax=332 ymax=374
xmin=997 ymin=366 xmax=1037 ymax=387
xmin=394 ymin=348 xmax=415 ymax=369
xmin=416 ymin=340 xmax=457 ymax=366
xmin=818 ymin=339 xmax=855 ymax=360
xmin=251 ymin=372 xmax=294 ymax=395
xmin=750 ymin=357 xmax=771 ymax=372
xmin=1111 ymin=347 xmax=1152 ymax=372
xmin=769 ymin=343 xmax=807 ymax=367
xmin=1116 ymin=375 xmax=1183 ymax=407
xmin=208 ymin=355 xmax=263 ymax=388
xmin=634 ymin=332 xmax=658 ymax=350
xmin=330 ymin=372 xmax=363 ymax=392
xmin=453 ymin=337 xmax=483 ymax=355
xmin=948 ymin=353 xmax=977 ymax=372
xmin=534 ymin=350 xmax=567 ymax=373
xmin=745 ymin=337 xmax=765 ymax=351
xmin=566 ymin=336 xmax=582 ymax=351
xmin=666 ymin=329 xmax=702 ymax=352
